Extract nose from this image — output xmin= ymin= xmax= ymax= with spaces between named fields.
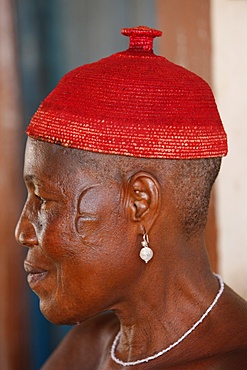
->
xmin=15 ymin=208 xmax=38 ymax=247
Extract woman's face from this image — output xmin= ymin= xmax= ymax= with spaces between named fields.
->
xmin=15 ymin=138 xmax=140 ymax=325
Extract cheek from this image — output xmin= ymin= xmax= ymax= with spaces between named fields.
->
xmin=38 ymin=214 xmax=140 ymax=323
xmin=53 ymin=231 xmax=138 ymax=319
xmin=76 ymin=184 xmax=127 ymax=249
xmin=75 ymin=213 xmax=127 ymax=250
xmin=38 ymin=205 xmax=81 ymax=261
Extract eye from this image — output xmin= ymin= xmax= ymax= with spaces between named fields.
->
xmin=34 ymin=193 xmax=47 ymax=209
xmin=40 ymin=198 xmax=47 ymax=207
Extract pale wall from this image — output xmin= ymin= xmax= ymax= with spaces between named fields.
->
xmin=211 ymin=0 xmax=247 ymax=298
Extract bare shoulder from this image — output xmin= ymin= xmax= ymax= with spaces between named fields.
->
xmin=208 ymin=284 xmax=247 ymax=363
xmin=221 ymin=284 xmax=247 ymax=341
xmin=40 ymin=311 xmax=119 ymax=370
xmin=162 ymin=286 xmax=247 ymax=370
xmin=163 ymin=285 xmax=247 ymax=370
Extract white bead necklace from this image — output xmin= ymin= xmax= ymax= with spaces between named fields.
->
xmin=110 ymin=273 xmax=224 ymax=367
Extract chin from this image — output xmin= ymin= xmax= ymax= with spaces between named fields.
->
xmin=39 ymin=298 xmax=96 ymax=326
xmin=39 ymin=300 xmax=79 ymax=325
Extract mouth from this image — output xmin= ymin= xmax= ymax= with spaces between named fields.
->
xmin=24 ymin=261 xmax=48 ymax=287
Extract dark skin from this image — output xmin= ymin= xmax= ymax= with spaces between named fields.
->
xmin=15 ymin=138 xmax=247 ymax=369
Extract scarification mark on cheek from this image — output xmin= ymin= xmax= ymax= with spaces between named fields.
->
xmin=75 ymin=215 xmax=100 ymax=239
xmin=75 ymin=185 xmax=102 ymax=246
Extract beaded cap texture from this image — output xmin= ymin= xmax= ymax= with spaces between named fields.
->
xmin=27 ymin=26 xmax=228 ymax=159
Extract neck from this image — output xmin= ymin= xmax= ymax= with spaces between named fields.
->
xmin=112 ymin=241 xmax=220 ymax=364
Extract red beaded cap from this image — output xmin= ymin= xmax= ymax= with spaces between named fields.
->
xmin=27 ymin=26 xmax=228 ymax=159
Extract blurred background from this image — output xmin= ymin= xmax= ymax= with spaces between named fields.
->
xmin=0 ymin=0 xmax=246 ymax=369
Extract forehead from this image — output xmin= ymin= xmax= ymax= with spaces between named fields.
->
xmin=23 ymin=138 xmax=121 ymax=189
xmin=24 ymin=138 xmax=103 ymax=191
xmin=24 ymin=138 xmax=78 ymax=175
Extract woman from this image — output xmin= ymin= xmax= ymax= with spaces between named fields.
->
xmin=15 ymin=26 xmax=247 ymax=369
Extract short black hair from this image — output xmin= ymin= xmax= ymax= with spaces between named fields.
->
xmin=166 ymin=158 xmax=222 ymax=235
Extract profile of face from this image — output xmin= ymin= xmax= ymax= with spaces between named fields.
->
xmin=15 ymin=138 xmax=142 ymax=325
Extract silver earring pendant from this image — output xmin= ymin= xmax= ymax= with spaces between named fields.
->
xmin=139 ymin=231 xmax=153 ymax=263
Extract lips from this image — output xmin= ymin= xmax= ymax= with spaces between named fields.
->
xmin=24 ymin=260 xmax=48 ymax=287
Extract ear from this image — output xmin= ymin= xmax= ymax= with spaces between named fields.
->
xmin=127 ymin=171 xmax=160 ymax=231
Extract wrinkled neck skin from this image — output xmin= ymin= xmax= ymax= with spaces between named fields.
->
xmin=112 ymin=233 xmax=218 ymax=363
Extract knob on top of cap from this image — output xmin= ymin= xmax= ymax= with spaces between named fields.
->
xmin=121 ymin=26 xmax=162 ymax=52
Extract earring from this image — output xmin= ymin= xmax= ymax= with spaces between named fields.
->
xmin=139 ymin=230 xmax=153 ymax=263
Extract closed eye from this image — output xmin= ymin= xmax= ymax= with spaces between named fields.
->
xmin=34 ymin=193 xmax=48 ymax=208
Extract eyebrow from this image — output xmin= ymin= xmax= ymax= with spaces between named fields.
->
xmin=24 ymin=174 xmax=39 ymax=183
xmin=23 ymin=173 xmax=66 ymax=196
xmin=24 ymin=174 xmax=48 ymax=189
